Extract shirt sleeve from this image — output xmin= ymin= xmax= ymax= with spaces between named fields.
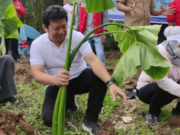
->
xmin=166 ymin=2 xmax=176 ymax=22
xmin=156 ymin=47 xmax=180 ymax=97
xmin=74 ymin=3 xmax=80 ymax=31
xmin=18 ymin=2 xmax=26 ymax=16
xmin=102 ymin=10 xmax=109 ymax=31
xmin=150 ymin=0 xmax=156 ymax=10
xmin=30 ymin=39 xmax=45 ymax=66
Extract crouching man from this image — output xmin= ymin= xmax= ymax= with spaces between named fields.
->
xmin=30 ymin=5 xmax=126 ymax=135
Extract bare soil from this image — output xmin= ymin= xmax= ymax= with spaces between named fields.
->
xmin=14 ymin=58 xmax=32 ymax=85
xmin=97 ymin=120 xmax=116 ymax=135
xmin=0 ymin=109 xmax=33 ymax=135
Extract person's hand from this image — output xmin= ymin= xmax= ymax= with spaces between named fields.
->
xmin=15 ymin=6 xmax=20 ymax=10
xmin=160 ymin=4 xmax=176 ymax=16
xmin=101 ymin=35 xmax=107 ymax=44
xmin=55 ymin=70 xmax=71 ymax=86
xmin=109 ymin=84 xmax=126 ymax=105
xmin=129 ymin=0 xmax=137 ymax=17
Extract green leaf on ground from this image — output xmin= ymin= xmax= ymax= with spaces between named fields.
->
xmin=68 ymin=0 xmax=116 ymax=13
xmin=108 ymin=25 xmax=172 ymax=87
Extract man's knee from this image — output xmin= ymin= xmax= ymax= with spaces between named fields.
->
xmin=4 ymin=55 xmax=14 ymax=65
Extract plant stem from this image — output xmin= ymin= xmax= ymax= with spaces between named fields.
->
xmin=64 ymin=3 xmax=77 ymax=70
xmin=52 ymin=3 xmax=77 ymax=135
xmin=86 ymin=31 xmax=123 ymax=41
xmin=69 ymin=23 xmax=136 ymax=66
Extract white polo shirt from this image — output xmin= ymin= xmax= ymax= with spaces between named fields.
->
xmin=30 ymin=30 xmax=92 ymax=80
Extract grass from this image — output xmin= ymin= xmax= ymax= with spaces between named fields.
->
xmin=1 ymin=52 xmax=180 ymax=135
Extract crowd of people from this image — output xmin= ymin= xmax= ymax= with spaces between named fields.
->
xmin=1 ymin=0 xmax=180 ymax=134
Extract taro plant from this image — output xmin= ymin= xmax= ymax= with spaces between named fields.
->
xmin=52 ymin=0 xmax=172 ymax=135
xmin=0 ymin=0 xmax=23 ymax=56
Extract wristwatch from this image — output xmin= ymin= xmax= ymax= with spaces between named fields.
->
xmin=106 ymin=78 xmax=116 ymax=89
xmin=106 ymin=78 xmax=116 ymax=85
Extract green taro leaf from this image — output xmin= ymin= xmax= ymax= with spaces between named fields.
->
xmin=108 ymin=25 xmax=172 ymax=87
xmin=0 ymin=0 xmax=13 ymax=19
xmin=68 ymin=0 xmax=116 ymax=13
xmin=108 ymin=25 xmax=136 ymax=53
xmin=0 ymin=1 xmax=23 ymax=56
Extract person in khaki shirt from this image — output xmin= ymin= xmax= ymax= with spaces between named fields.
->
xmin=117 ymin=0 xmax=175 ymax=27
xmin=116 ymin=0 xmax=176 ymax=99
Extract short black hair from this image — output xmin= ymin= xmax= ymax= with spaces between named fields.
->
xmin=43 ymin=5 xmax=68 ymax=28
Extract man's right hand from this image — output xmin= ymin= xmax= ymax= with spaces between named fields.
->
xmin=129 ymin=0 xmax=137 ymax=17
xmin=55 ymin=70 xmax=71 ymax=86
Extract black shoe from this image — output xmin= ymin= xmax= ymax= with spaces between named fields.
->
xmin=67 ymin=95 xmax=78 ymax=112
xmin=126 ymin=89 xmax=136 ymax=99
xmin=145 ymin=112 xmax=159 ymax=126
xmin=82 ymin=120 xmax=102 ymax=135
xmin=0 ymin=96 xmax=19 ymax=104
xmin=7 ymin=96 xmax=18 ymax=103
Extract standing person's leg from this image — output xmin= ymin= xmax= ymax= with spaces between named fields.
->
xmin=88 ymin=39 xmax=96 ymax=55
xmin=66 ymin=68 xmax=107 ymax=134
xmin=5 ymin=39 xmax=10 ymax=55
xmin=11 ymin=38 xmax=20 ymax=61
xmin=11 ymin=28 xmax=20 ymax=61
xmin=93 ymin=37 xmax=105 ymax=65
xmin=137 ymin=83 xmax=178 ymax=126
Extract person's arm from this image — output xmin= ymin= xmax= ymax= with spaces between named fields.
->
xmin=150 ymin=5 xmax=175 ymax=16
xmin=166 ymin=2 xmax=176 ymax=26
xmin=84 ymin=52 xmax=126 ymax=104
xmin=168 ymin=21 xmax=175 ymax=26
xmin=17 ymin=2 xmax=26 ymax=16
xmin=117 ymin=0 xmax=137 ymax=17
xmin=31 ymin=65 xmax=70 ymax=86
xmin=117 ymin=1 xmax=131 ymax=12
xmin=74 ymin=3 xmax=80 ymax=31
xmin=101 ymin=10 xmax=109 ymax=44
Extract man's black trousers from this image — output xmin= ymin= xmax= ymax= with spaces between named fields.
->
xmin=42 ymin=68 xmax=107 ymax=127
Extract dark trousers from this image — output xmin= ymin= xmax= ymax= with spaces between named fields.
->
xmin=0 ymin=55 xmax=17 ymax=101
xmin=137 ymin=83 xmax=180 ymax=116
xmin=42 ymin=68 xmax=107 ymax=127
xmin=5 ymin=28 xmax=20 ymax=60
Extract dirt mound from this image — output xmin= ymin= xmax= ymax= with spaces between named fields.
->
xmin=168 ymin=117 xmax=180 ymax=128
xmin=0 ymin=109 xmax=34 ymax=135
xmin=157 ymin=122 xmax=173 ymax=135
xmin=102 ymin=120 xmax=115 ymax=132
xmin=157 ymin=118 xmax=180 ymax=135
xmin=97 ymin=120 xmax=116 ymax=135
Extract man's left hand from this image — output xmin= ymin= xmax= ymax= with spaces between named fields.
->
xmin=160 ymin=4 xmax=176 ymax=16
xmin=109 ymin=84 xmax=126 ymax=105
xmin=101 ymin=35 xmax=107 ymax=44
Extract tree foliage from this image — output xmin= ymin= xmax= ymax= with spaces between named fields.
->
xmin=19 ymin=0 xmax=63 ymax=33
